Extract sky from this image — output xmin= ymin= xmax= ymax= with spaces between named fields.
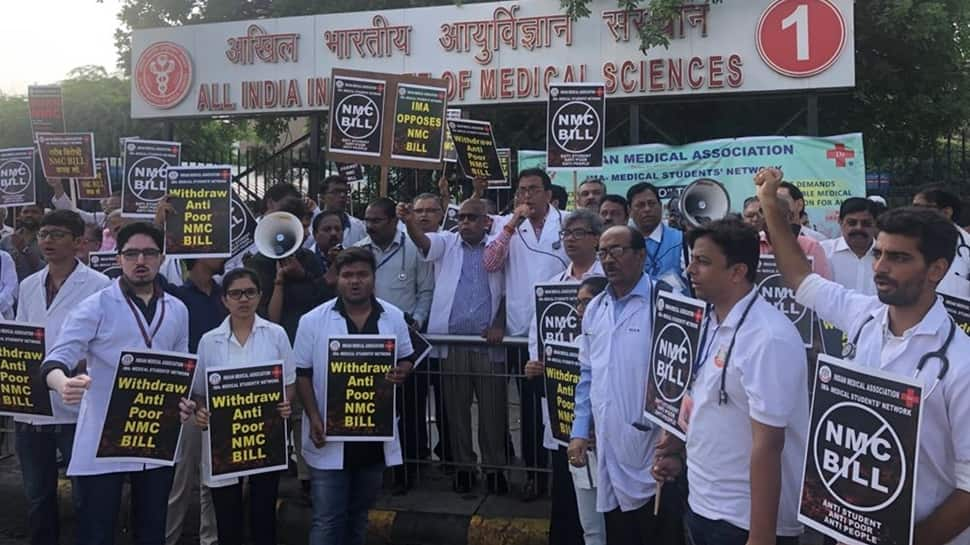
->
xmin=1 ymin=0 xmax=124 ymax=95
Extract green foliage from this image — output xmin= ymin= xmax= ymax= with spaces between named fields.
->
xmin=561 ymin=0 xmax=682 ymax=50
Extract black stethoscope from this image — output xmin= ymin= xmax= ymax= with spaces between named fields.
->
xmin=515 ymin=207 xmax=568 ymax=268
xmin=693 ymin=292 xmax=760 ymax=406
xmin=841 ymin=313 xmax=954 ymax=398
xmin=375 ymin=233 xmax=408 ymax=282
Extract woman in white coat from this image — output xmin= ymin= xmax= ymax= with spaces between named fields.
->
xmin=180 ymin=268 xmax=295 ymax=545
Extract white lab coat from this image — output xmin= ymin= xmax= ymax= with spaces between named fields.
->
xmin=577 ymin=277 xmax=661 ymax=513
xmin=15 ymin=262 xmax=111 ymax=425
xmin=42 ymin=280 xmax=189 ymax=476
xmin=291 ymin=297 xmax=414 ymax=470
xmin=0 ymin=250 xmax=17 ymax=318
xmin=939 ymin=226 xmax=970 ymax=300
xmin=489 ymin=207 xmax=568 ymax=335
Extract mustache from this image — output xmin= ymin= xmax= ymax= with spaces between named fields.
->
xmin=874 ymin=274 xmax=895 ymax=285
xmin=848 ymin=231 xmax=868 ymax=237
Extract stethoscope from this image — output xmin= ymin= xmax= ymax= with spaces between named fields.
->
xmin=841 ymin=314 xmax=954 ymax=398
xmin=375 ymin=233 xmax=408 ymax=282
xmin=515 ymin=207 xmax=568 ymax=268
xmin=692 ymin=293 xmax=760 ymax=406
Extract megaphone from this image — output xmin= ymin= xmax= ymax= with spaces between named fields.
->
xmin=680 ymin=178 xmax=731 ymax=227
xmin=254 ymin=211 xmax=305 ymax=259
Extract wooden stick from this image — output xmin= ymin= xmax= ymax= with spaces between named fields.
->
xmin=654 ymin=481 xmax=663 ymax=516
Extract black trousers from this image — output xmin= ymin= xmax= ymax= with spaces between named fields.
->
xmin=549 ymin=447 xmax=584 ymax=545
xmin=210 ymin=471 xmax=281 ymax=545
xmin=604 ymin=481 xmax=685 ymax=545
xmin=686 ymin=509 xmax=800 ymax=545
xmin=512 ymin=346 xmax=548 ymax=486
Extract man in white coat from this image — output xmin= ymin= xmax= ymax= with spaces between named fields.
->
xmin=569 ymin=225 xmax=683 ymax=545
xmin=913 ymin=186 xmax=970 ymax=300
xmin=15 ymin=210 xmax=111 ymax=545
xmin=40 ymin=222 xmax=189 ymax=545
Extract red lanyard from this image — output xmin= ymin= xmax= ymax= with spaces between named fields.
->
xmin=124 ymin=294 xmax=166 ymax=349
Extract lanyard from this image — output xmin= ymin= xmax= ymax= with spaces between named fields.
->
xmin=689 ymin=293 xmax=759 ymax=405
xmin=124 ymin=294 xmax=166 ymax=349
xmin=375 ymin=234 xmax=407 ymax=281
xmin=646 ymin=225 xmax=664 ymax=276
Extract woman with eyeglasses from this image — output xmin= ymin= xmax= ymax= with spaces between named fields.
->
xmin=179 ymin=267 xmax=295 ymax=545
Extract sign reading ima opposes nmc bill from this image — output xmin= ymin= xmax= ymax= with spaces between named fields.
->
xmin=130 ymin=0 xmax=855 ymax=118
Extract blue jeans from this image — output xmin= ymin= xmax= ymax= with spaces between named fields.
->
xmin=686 ymin=509 xmax=800 ymax=545
xmin=15 ymin=423 xmax=80 ymax=545
xmin=309 ymin=465 xmax=384 ymax=545
xmin=75 ymin=466 xmax=175 ymax=545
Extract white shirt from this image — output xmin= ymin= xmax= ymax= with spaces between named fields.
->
xmin=159 ymin=256 xmax=183 ymax=284
xmin=15 ymin=262 xmax=111 ymax=425
xmin=0 ymin=250 xmax=18 ymax=319
xmin=354 ymin=234 xmax=434 ymax=327
xmin=577 ymin=276 xmax=661 ymax=512
xmin=291 ymin=297 xmax=414 ymax=470
xmin=686 ymin=288 xmax=808 ymax=536
xmin=820 ymin=236 xmax=876 ymax=295
xmin=939 ymin=226 xmax=970 ymax=300
xmin=193 ymin=315 xmax=294 ymax=488
xmin=42 ymin=280 xmax=189 ymax=476
xmin=422 ymin=231 xmax=504 ymax=359
xmin=800 ymin=225 xmax=827 ymax=241
xmin=796 ymin=274 xmax=970 ymax=545
xmin=489 ymin=206 xmax=568 ymax=335
xmin=343 ymin=215 xmax=368 ymax=247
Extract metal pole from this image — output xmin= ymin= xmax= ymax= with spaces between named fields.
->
xmin=309 ymin=114 xmax=322 ymax=199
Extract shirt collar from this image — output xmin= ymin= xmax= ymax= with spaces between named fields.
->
xmin=834 ymin=236 xmax=873 ymax=256
xmin=713 ymin=286 xmax=759 ymax=330
xmin=608 ymin=273 xmax=652 ymax=303
xmin=362 ymin=234 xmax=402 ymax=253
xmin=334 ymin=295 xmax=385 ymax=318
xmin=648 ymin=222 xmax=664 ymax=243
xmin=877 ymin=296 xmax=951 ymax=341
xmin=565 ymin=259 xmax=604 ymax=281
xmin=120 ymin=275 xmax=163 ymax=301
xmin=215 ymin=314 xmax=272 ymax=339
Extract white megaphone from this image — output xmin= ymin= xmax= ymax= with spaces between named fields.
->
xmin=680 ymin=178 xmax=731 ymax=227
xmin=254 ymin=211 xmax=305 ymax=259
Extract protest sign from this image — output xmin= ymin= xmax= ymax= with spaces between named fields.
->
xmin=28 ymin=86 xmax=65 ymax=139
xmin=337 ymin=163 xmax=365 ymax=184
xmin=36 ymin=133 xmax=96 ymax=180
xmin=441 ymin=203 xmax=460 ymax=232
xmin=206 ymin=361 xmax=288 ymax=480
xmin=820 ymin=319 xmax=847 ymax=358
xmin=164 ymin=166 xmax=232 ymax=258
xmin=390 ymin=83 xmax=447 ymax=165
xmin=0 ymin=147 xmax=37 ymax=208
xmin=97 ymin=349 xmax=197 ymax=465
xmin=493 ymin=148 xmax=512 ymax=189
xmin=77 ymin=158 xmax=112 ymax=200
xmin=941 ymin=293 xmax=970 ymax=336
xmin=757 ymin=255 xmax=814 ymax=347
xmin=799 ymin=354 xmax=922 ymax=545
xmin=122 ymin=139 xmax=181 ymax=218
xmin=230 ymin=191 xmax=257 ymax=261
xmin=442 ymin=108 xmax=461 ymax=163
xmin=0 ymin=321 xmax=51 ymax=418
xmin=408 ymin=328 xmax=432 ymax=368
xmin=328 ymin=73 xmax=387 ymax=158
xmin=542 ymin=341 xmax=581 ymax=447
xmin=643 ymin=291 xmax=706 ymax=440
xmin=547 ymin=83 xmax=606 ymax=169
xmin=88 ymin=251 xmax=122 ymax=279
xmin=325 ymin=335 xmax=396 ymax=441
xmin=534 ymin=282 xmax=581 ymax=358
xmin=448 ymin=119 xmax=505 ymax=184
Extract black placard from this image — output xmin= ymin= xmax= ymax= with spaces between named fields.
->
xmin=164 ymin=166 xmax=232 ymax=259
xmin=0 ymin=321 xmax=51 ymax=418
xmin=28 ymin=86 xmax=65 ymax=139
xmin=328 ymin=76 xmax=386 ymax=158
xmin=941 ymin=293 xmax=970 ymax=337
xmin=534 ymin=282 xmax=581 ymax=358
xmin=643 ymin=291 xmax=706 ymax=440
xmin=122 ymin=139 xmax=182 ymax=218
xmin=0 ymin=147 xmax=37 ymax=208
xmin=97 ymin=349 xmax=197 ymax=465
xmin=88 ymin=251 xmax=122 ymax=279
xmin=799 ymin=355 xmax=922 ymax=545
xmin=337 ymin=163 xmax=365 ymax=184
xmin=442 ymin=108 xmax=461 ymax=163
xmin=36 ymin=133 xmax=96 ymax=180
xmin=230 ymin=191 xmax=257 ymax=261
xmin=206 ymin=362 xmax=288 ymax=480
xmin=542 ymin=341 xmax=580 ymax=447
xmin=493 ymin=148 xmax=512 ymax=189
xmin=77 ymin=158 xmax=112 ymax=200
xmin=757 ymin=254 xmax=814 ymax=347
xmin=390 ymin=83 xmax=447 ymax=164
xmin=448 ymin=119 xmax=505 ymax=184
xmin=547 ymin=83 xmax=606 ymax=169
xmin=325 ymin=335 xmax=396 ymax=441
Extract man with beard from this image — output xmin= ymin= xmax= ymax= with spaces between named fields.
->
xmin=599 ymin=195 xmax=629 ymax=229
xmin=310 ymin=210 xmax=344 ymax=291
xmin=1 ymin=204 xmax=45 ymax=281
xmin=577 ymin=178 xmax=606 ymax=211
xmin=757 ymin=168 xmax=970 ymax=545
xmin=820 ymin=198 xmax=879 ymax=295
xmin=40 ymin=222 xmax=190 ymax=545
xmin=320 ymin=175 xmax=367 ymax=246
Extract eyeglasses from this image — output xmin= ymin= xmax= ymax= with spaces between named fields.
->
xmin=37 ymin=229 xmax=72 ymax=241
xmin=457 ymin=213 xmax=482 ymax=222
xmin=559 ymin=228 xmax=593 ymax=240
xmin=515 ymin=186 xmax=545 ymax=196
xmin=596 ymin=246 xmax=635 ymax=260
xmin=226 ymin=288 xmax=260 ymax=301
xmin=119 ymin=248 xmax=161 ymax=261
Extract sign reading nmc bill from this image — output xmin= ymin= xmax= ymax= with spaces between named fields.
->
xmin=0 ymin=147 xmax=37 ymax=208
xmin=0 ymin=321 xmax=51 ymax=418
xmin=36 ymin=133 xmax=96 ymax=180
xmin=230 ymin=190 xmax=257 ymax=261
xmin=534 ymin=282 xmax=581 ymax=358
xmin=206 ymin=362 xmax=288 ymax=480
xmin=448 ymin=119 xmax=505 ymax=184
xmin=164 ymin=166 xmax=232 ymax=259
xmin=799 ymin=354 xmax=923 ymax=545
xmin=391 ymin=83 xmax=447 ymax=164
xmin=547 ymin=83 xmax=606 ymax=169
xmin=328 ymin=74 xmax=386 ymax=158
xmin=122 ymin=139 xmax=182 ymax=218
xmin=543 ymin=341 xmax=580 ymax=447
xmin=644 ymin=291 xmax=706 ymax=441
xmin=78 ymin=158 xmax=112 ymax=200
xmin=97 ymin=349 xmax=197 ymax=465
xmin=326 ymin=335 xmax=396 ymax=441
xmin=758 ymin=254 xmax=814 ymax=348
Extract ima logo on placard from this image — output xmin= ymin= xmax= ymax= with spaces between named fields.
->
xmin=135 ymin=41 xmax=193 ymax=109
xmin=0 ymin=158 xmax=32 ymax=196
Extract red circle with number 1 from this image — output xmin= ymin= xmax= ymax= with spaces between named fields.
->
xmin=757 ymin=0 xmax=846 ymax=78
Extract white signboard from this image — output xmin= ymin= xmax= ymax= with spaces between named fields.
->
xmin=131 ymin=0 xmax=855 ymax=118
